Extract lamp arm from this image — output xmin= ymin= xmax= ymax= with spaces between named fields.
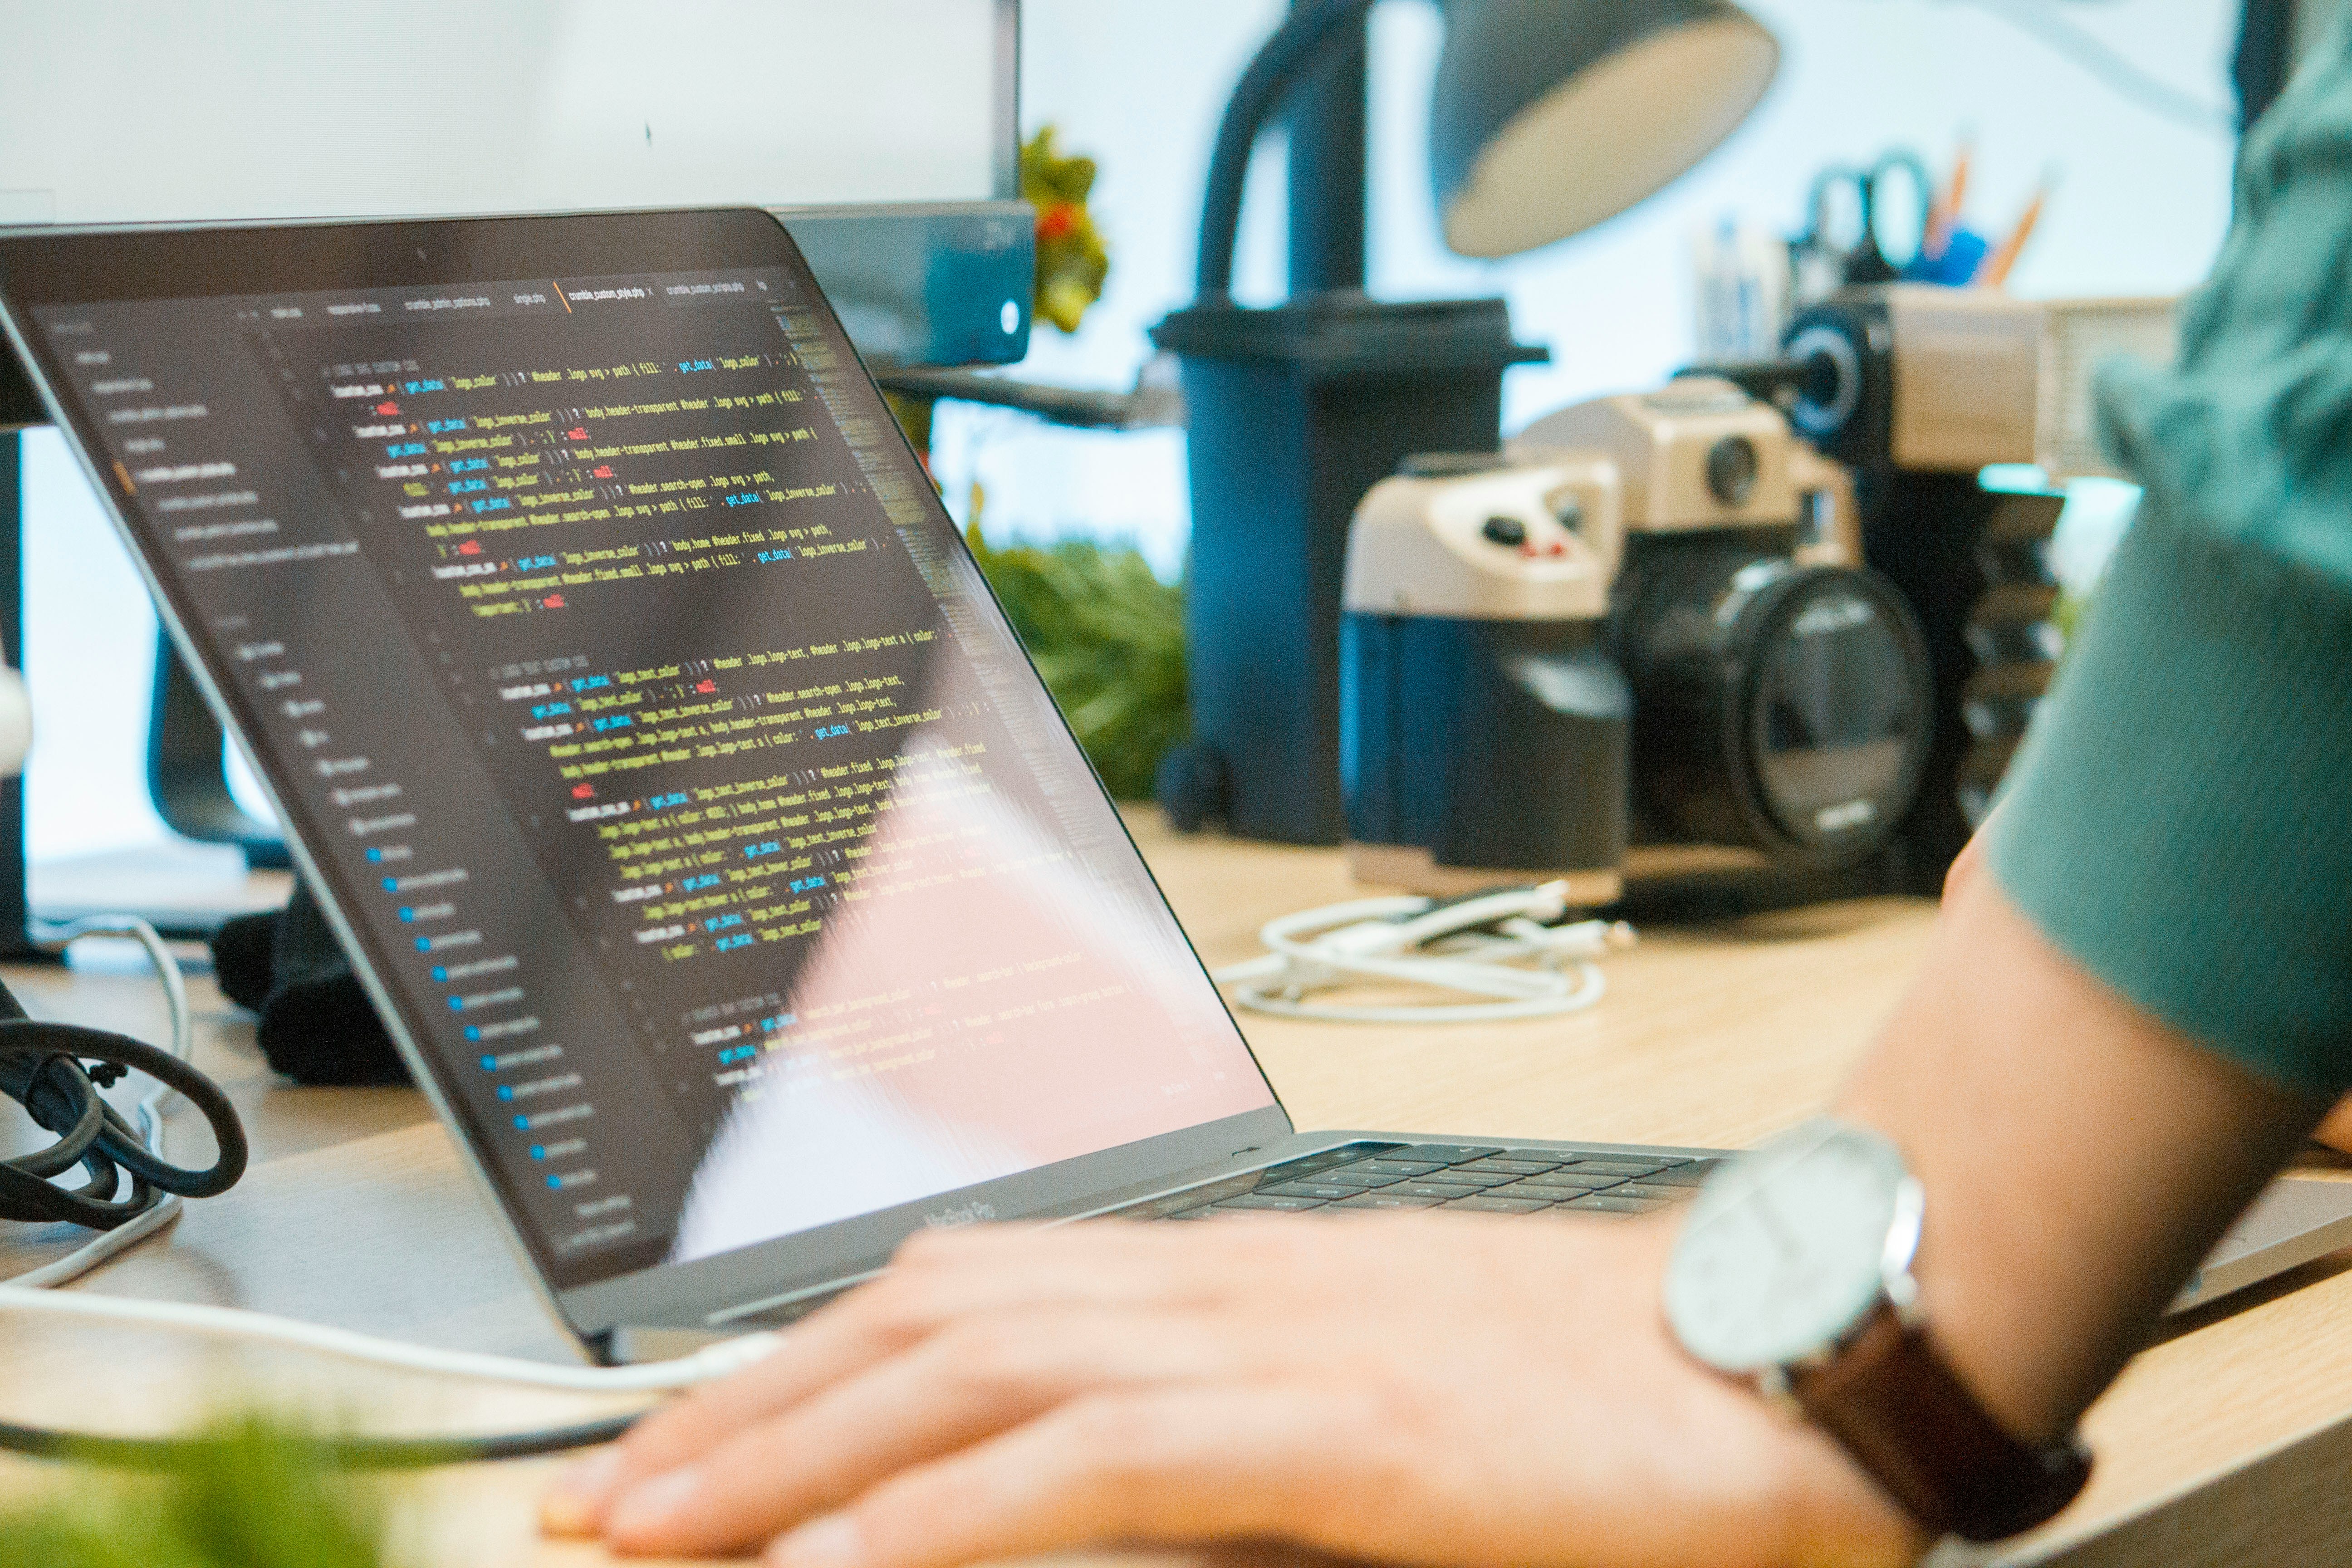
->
xmin=1195 ymin=0 xmax=1375 ymax=298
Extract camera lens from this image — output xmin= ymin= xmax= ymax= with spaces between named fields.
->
xmin=1617 ymin=542 xmax=1931 ymax=866
xmin=1704 ymin=436 xmax=1759 ymax=506
xmin=1746 ymin=574 xmax=1928 ymax=846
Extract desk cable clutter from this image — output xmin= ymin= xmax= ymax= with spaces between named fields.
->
xmin=1213 ymin=882 xmax=1635 ymax=1024
xmin=0 ymin=888 xmax=1612 ymax=1461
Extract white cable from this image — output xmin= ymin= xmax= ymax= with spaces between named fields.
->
xmin=1211 ymin=883 xmax=1635 ymax=1024
xmin=6 ymin=917 xmax=782 ymax=1390
xmin=0 ymin=1284 xmax=779 ymax=1390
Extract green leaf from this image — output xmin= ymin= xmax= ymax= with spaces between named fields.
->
xmin=0 ymin=1414 xmax=385 ymax=1568
xmin=965 ymin=526 xmax=1187 ymax=800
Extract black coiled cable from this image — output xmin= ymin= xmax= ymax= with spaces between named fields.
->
xmin=0 ymin=1014 xmax=247 ymax=1228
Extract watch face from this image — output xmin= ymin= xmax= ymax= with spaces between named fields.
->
xmin=1664 ymin=1118 xmax=1921 ymax=1373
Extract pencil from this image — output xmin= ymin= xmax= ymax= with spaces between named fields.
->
xmin=1976 ymin=173 xmax=2051 ymax=289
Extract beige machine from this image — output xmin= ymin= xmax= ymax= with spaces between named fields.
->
xmin=2033 ymin=295 xmax=2180 ymax=480
xmin=1509 ymin=377 xmax=1862 ymax=567
xmin=1343 ymin=456 xmax=1623 ymax=626
xmin=1768 ymin=285 xmax=2175 ymax=478
xmin=1340 ymin=379 xmax=1933 ymax=900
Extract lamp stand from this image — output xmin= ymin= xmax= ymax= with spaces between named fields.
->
xmin=1285 ymin=0 xmax=1368 ymax=296
xmin=1153 ymin=0 xmax=1542 ymax=844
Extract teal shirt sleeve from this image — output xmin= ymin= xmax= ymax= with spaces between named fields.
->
xmin=1984 ymin=20 xmax=2352 ymax=1094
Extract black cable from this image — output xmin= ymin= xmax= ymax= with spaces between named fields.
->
xmin=0 ymin=1016 xmax=249 ymax=1229
xmin=0 ymin=1411 xmax=641 ymax=1469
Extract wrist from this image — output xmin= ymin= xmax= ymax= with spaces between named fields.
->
xmin=1637 ymin=1211 xmax=1926 ymax=1563
xmin=1836 ymin=867 xmax=2319 ymax=1447
xmin=1663 ymin=1117 xmax=2090 ymax=1542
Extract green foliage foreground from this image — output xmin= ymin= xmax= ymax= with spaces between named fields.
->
xmin=0 ymin=1415 xmax=383 ymax=1568
xmin=964 ymin=525 xmax=1187 ymax=801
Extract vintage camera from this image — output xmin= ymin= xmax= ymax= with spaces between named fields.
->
xmin=1340 ymin=378 xmax=1933 ymax=901
xmin=1697 ymin=286 xmax=2173 ymax=887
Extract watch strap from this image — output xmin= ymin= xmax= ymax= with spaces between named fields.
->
xmin=1788 ymin=1301 xmax=2092 ymax=1543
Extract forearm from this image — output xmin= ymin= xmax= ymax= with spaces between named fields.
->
xmin=1836 ymin=850 xmax=2323 ymax=1446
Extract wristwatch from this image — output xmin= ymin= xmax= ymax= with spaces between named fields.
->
xmin=1662 ymin=1117 xmax=2092 ymax=1543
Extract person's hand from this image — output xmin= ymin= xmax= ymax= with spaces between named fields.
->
xmin=540 ymin=1214 xmax=1917 ymax=1566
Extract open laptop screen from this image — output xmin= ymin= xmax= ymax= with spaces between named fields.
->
xmin=0 ymin=213 xmax=1276 ymax=1293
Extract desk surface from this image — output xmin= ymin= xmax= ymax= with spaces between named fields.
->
xmin=1 ymin=813 xmax=2348 ymax=1568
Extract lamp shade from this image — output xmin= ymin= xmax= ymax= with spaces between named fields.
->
xmin=1431 ymin=0 xmax=1779 ymax=258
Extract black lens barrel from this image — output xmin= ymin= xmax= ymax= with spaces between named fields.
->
xmin=1613 ymin=534 xmax=1933 ymax=867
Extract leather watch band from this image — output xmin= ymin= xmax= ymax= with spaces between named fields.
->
xmin=1788 ymin=1301 xmax=2092 ymax=1543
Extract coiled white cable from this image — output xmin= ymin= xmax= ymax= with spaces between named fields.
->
xmin=1211 ymin=882 xmax=1635 ymax=1024
xmin=5 ymin=918 xmax=777 ymax=1391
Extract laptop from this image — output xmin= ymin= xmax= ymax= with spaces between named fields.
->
xmin=1 ymin=210 xmax=2342 ymax=1360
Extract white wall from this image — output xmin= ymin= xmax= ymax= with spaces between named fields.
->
xmin=0 ymin=0 xmax=1000 ymax=223
xmin=11 ymin=0 xmax=2239 ymax=859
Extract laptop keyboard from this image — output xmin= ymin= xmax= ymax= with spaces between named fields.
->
xmin=1140 ymin=1142 xmax=1725 ymax=1221
xmin=723 ymin=1142 xmax=1727 ymax=1327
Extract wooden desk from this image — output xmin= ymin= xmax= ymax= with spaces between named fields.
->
xmin=0 ymin=813 xmax=2347 ymax=1568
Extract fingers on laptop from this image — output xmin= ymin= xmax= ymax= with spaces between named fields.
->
xmin=549 ymin=1215 xmax=1776 ymax=1563
xmin=598 ymin=1307 xmax=1253 ymax=1554
xmin=549 ymin=1219 xmax=1323 ymax=1530
xmin=545 ymin=1228 xmax=1198 ymax=1530
xmin=554 ymin=1215 xmax=1589 ymax=1553
xmin=755 ymin=1386 xmax=1401 ymax=1568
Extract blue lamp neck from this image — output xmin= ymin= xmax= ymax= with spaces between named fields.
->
xmin=1194 ymin=0 xmax=1377 ymax=301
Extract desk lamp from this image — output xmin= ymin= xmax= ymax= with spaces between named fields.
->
xmin=1151 ymin=0 xmax=1777 ymax=844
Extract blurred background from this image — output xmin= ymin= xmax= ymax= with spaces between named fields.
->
xmin=965 ymin=0 xmax=2235 ymax=575
xmin=4 ymin=0 xmax=2250 ymax=872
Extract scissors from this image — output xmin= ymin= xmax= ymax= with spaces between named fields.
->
xmin=1797 ymin=150 xmax=1935 ymax=287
